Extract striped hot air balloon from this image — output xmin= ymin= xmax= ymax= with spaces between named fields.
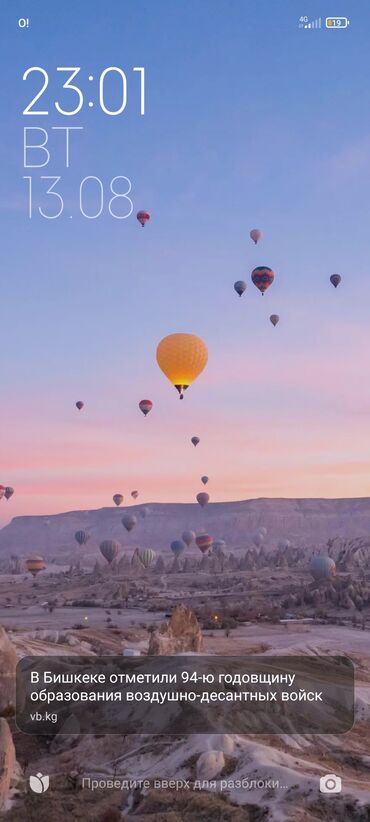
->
xmin=75 ymin=530 xmax=90 ymax=546
xmin=195 ymin=534 xmax=213 ymax=554
xmin=138 ymin=548 xmax=156 ymax=568
xmin=100 ymin=540 xmax=120 ymax=564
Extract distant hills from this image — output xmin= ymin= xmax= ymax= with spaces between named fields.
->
xmin=1 ymin=497 xmax=370 ymax=559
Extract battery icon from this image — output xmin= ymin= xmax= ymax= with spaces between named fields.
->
xmin=326 ymin=17 xmax=350 ymax=28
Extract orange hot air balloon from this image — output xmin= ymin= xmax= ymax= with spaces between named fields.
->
xmin=26 ymin=556 xmax=46 ymax=578
xmin=156 ymin=333 xmax=208 ymax=399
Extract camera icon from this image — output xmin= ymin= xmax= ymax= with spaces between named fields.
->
xmin=319 ymin=774 xmax=342 ymax=794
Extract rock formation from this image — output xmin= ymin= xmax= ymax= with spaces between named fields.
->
xmin=0 ymin=719 xmax=16 ymax=810
xmin=148 ymin=604 xmax=203 ymax=655
xmin=0 ymin=627 xmax=17 ymax=715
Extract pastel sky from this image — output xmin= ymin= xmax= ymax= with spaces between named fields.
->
xmin=1 ymin=1 xmax=370 ymax=524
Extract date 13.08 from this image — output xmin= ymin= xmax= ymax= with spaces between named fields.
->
xmin=23 ymin=127 xmax=133 ymax=219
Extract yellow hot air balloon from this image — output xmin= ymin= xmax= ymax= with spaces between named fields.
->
xmin=156 ymin=333 xmax=208 ymax=399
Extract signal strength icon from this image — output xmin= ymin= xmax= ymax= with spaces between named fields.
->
xmin=299 ymin=17 xmax=322 ymax=29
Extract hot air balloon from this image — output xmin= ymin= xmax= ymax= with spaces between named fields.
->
xmin=76 ymin=401 xmax=84 ymax=410
xmin=4 ymin=487 xmax=14 ymax=500
xmin=212 ymin=539 xmax=226 ymax=556
xmin=156 ymin=333 xmax=208 ymax=399
xmin=75 ymin=530 xmax=90 ymax=547
xmin=270 ymin=314 xmax=279 ymax=327
xmin=310 ymin=556 xmax=336 ymax=581
xmin=182 ymin=530 xmax=195 ymax=547
xmin=0 ymin=485 xmax=6 ymax=500
xmin=330 ymin=274 xmax=341 ymax=289
xmin=131 ymin=490 xmax=139 ymax=499
xmin=250 ymin=229 xmax=262 ymax=245
xmin=171 ymin=540 xmax=185 ymax=558
xmin=201 ymin=476 xmax=209 ymax=485
xmin=196 ymin=492 xmax=210 ymax=508
xmin=138 ymin=548 xmax=156 ymax=568
xmin=196 ymin=534 xmax=213 ymax=554
xmin=113 ymin=494 xmax=124 ymax=507
xmin=251 ymin=267 xmax=274 ymax=295
xmin=234 ymin=280 xmax=247 ymax=297
xmin=122 ymin=513 xmax=137 ymax=532
xmin=137 ymin=210 xmax=150 ymax=227
xmin=26 ymin=556 xmax=46 ymax=578
xmin=140 ymin=506 xmax=150 ymax=518
xmin=191 ymin=436 xmax=200 ymax=447
xmin=139 ymin=399 xmax=153 ymax=417
xmin=253 ymin=530 xmax=264 ymax=548
xmin=100 ymin=540 xmax=120 ymax=564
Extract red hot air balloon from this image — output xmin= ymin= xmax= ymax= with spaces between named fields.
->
xmin=76 ymin=401 xmax=84 ymax=410
xmin=196 ymin=534 xmax=213 ymax=554
xmin=131 ymin=490 xmax=139 ymax=499
xmin=137 ymin=210 xmax=150 ymax=227
xmin=251 ymin=267 xmax=274 ymax=295
xmin=139 ymin=399 xmax=153 ymax=417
